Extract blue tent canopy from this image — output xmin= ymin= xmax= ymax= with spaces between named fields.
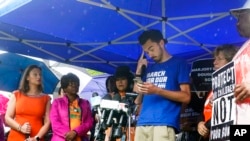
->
xmin=0 ymin=0 xmax=247 ymax=74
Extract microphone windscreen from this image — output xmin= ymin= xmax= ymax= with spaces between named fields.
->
xmin=92 ymin=92 xmax=99 ymax=97
xmin=120 ymin=97 xmax=127 ymax=103
xmin=102 ymin=94 xmax=112 ymax=100
xmin=90 ymin=96 xmax=102 ymax=107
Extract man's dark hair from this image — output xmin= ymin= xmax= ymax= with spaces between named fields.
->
xmin=60 ymin=73 xmax=80 ymax=89
xmin=138 ymin=29 xmax=167 ymax=45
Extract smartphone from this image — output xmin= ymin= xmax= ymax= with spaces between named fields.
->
xmin=133 ymin=77 xmax=143 ymax=84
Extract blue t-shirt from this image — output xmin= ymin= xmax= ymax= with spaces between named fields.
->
xmin=137 ymin=57 xmax=190 ymax=132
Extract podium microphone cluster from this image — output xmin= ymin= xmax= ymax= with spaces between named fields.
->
xmin=106 ymin=94 xmax=121 ymax=126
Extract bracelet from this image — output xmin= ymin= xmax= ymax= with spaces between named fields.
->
xmin=135 ymin=74 xmax=141 ymax=77
xmin=17 ymin=124 xmax=21 ymax=131
xmin=35 ymin=135 xmax=40 ymax=141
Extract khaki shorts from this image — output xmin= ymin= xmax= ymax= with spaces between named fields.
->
xmin=135 ymin=126 xmax=176 ymax=141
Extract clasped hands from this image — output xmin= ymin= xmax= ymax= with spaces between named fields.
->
xmin=64 ymin=130 xmax=77 ymax=141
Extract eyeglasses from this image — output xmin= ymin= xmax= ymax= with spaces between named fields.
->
xmin=214 ymin=57 xmax=226 ymax=62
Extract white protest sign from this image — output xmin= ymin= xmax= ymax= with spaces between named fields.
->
xmin=211 ymin=62 xmax=236 ymax=141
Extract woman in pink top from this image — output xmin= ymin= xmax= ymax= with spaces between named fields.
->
xmin=50 ymin=73 xmax=93 ymax=141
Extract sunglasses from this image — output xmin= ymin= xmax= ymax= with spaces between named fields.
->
xmin=233 ymin=9 xmax=250 ymax=19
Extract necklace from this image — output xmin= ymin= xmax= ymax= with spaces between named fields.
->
xmin=26 ymin=93 xmax=43 ymax=97
xmin=70 ymin=100 xmax=81 ymax=113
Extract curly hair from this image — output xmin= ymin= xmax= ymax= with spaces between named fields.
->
xmin=60 ymin=73 xmax=80 ymax=89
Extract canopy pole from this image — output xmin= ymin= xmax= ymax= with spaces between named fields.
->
xmin=77 ymin=0 xmax=226 ymax=21
xmin=161 ymin=0 xmax=166 ymax=39
xmin=168 ymin=13 xmax=228 ymax=40
xmin=70 ymin=21 xmax=160 ymax=61
xmin=22 ymin=41 xmax=65 ymax=61
xmin=167 ymin=22 xmax=212 ymax=53
xmin=101 ymin=0 xmax=146 ymax=30
xmin=188 ymin=52 xmax=212 ymax=62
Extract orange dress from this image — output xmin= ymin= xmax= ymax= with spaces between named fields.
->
xmin=203 ymin=91 xmax=212 ymax=122
xmin=69 ymin=99 xmax=81 ymax=141
xmin=7 ymin=90 xmax=50 ymax=141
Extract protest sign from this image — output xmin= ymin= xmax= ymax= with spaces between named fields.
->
xmin=211 ymin=62 xmax=236 ymax=141
xmin=180 ymin=59 xmax=214 ymax=131
xmin=210 ymin=39 xmax=250 ymax=140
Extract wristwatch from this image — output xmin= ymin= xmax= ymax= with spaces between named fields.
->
xmin=35 ymin=136 xmax=40 ymax=141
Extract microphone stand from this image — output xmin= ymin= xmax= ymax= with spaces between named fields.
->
xmin=94 ymin=109 xmax=107 ymax=141
xmin=124 ymin=93 xmax=138 ymax=141
xmin=128 ymin=113 xmax=131 ymax=141
xmin=125 ymin=103 xmax=133 ymax=141
xmin=94 ymin=123 xmax=101 ymax=141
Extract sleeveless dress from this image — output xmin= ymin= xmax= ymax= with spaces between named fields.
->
xmin=7 ymin=90 xmax=50 ymax=141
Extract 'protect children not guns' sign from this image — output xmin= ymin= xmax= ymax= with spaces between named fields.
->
xmin=211 ymin=62 xmax=236 ymax=141
xmin=211 ymin=39 xmax=250 ymax=141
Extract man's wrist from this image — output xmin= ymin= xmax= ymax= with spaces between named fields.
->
xmin=35 ymin=135 xmax=40 ymax=141
xmin=135 ymin=74 xmax=141 ymax=77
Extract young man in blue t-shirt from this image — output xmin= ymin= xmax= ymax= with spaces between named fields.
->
xmin=134 ymin=29 xmax=191 ymax=141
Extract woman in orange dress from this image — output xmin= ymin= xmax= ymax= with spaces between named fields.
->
xmin=5 ymin=65 xmax=51 ymax=141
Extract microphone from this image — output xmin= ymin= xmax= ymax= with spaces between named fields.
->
xmin=99 ymin=109 xmax=108 ymax=131
xmin=140 ymin=54 xmax=147 ymax=77
xmin=101 ymin=109 xmax=106 ymax=123
xmin=125 ymin=93 xmax=137 ymax=103
xmin=105 ymin=94 xmax=120 ymax=127
xmin=90 ymin=94 xmax=102 ymax=117
xmin=133 ymin=105 xmax=139 ymax=115
xmin=113 ymin=94 xmax=121 ymax=101
xmin=106 ymin=109 xmax=114 ymax=126
xmin=90 ymin=95 xmax=102 ymax=108
xmin=120 ymin=98 xmax=127 ymax=103
xmin=125 ymin=92 xmax=138 ymax=97
xmin=113 ymin=114 xmax=125 ymax=138
xmin=118 ymin=114 xmax=124 ymax=126
xmin=90 ymin=92 xmax=104 ymax=137
xmin=102 ymin=94 xmax=112 ymax=100
xmin=25 ymin=134 xmax=30 ymax=140
xmin=92 ymin=92 xmax=99 ymax=97
xmin=141 ymin=64 xmax=146 ymax=78
xmin=90 ymin=93 xmax=102 ymax=119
